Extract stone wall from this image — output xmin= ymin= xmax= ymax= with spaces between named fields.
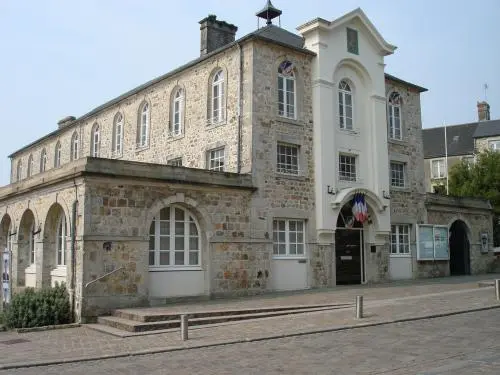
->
xmin=475 ymin=136 xmax=500 ymax=152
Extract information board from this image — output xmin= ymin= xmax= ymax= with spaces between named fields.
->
xmin=417 ymin=225 xmax=449 ymax=261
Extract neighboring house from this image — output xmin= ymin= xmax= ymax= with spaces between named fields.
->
xmin=423 ymin=101 xmax=500 ymax=193
xmin=0 ymin=2 xmax=495 ymax=322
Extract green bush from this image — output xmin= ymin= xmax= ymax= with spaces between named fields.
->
xmin=5 ymin=283 xmax=72 ymax=328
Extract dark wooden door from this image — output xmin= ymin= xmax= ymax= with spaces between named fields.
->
xmin=335 ymin=229 xmax=362 ymax=285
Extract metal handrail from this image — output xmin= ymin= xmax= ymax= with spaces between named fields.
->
xmin=84 ymin=266 xmax=125 ymax=289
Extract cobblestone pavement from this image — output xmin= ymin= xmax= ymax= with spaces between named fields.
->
xmin=2 ymin=308 xmax=499 ymax=374
xmin=0 ymin=275 xmax=497 ymax=370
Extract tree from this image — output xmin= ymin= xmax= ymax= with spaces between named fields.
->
xmin=449 ymin=151 xmax=500 ymax=246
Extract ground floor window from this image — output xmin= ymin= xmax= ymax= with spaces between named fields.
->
xmin=273 ymin=219 xmax=305 ymax=256
xmin=391 ymin=224 xmax=410 ymax=255
xmin=149 ymin=205 xmax=200 ymax=268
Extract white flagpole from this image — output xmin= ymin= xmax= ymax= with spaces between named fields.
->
xmin=444 ymin=121 xmax=449 ymax=195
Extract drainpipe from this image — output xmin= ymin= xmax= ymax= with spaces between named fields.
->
xmin=236 ymin=42 xmax=243 ymax=173
xmin=70 ymin=178 xmax=78 ymax=321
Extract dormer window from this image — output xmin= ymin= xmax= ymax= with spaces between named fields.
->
xmin=278 ymin=60 xmax=296 ymax=119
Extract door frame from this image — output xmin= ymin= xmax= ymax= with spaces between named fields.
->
xmin=335 ymin=228 xmax=365 ymax=285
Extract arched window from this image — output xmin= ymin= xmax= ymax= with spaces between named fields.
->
xmin=148 ymin=205 xmax=200 ymax=267
xmin=338 ymin=80 xmax=353 ymax=130
xmin=40 ymin=148 xmax=47 ymax=172
xmin=210 ymin=70 xmax=225 ymax=124
xmin=29 ymin=223 xmax=35 ymax=264
xmin=16 ymin=160 xmax=22 ymax=182
xmin=54 ymin=141 xmax=62 ymax=168
xmin=171 ymin=89 xmax=184 ymax=136
xmin=278 ymin=60 xmax=296 ymax=119
xmin=112 ymin=113 xmax=124 ymax=156
xmin=27 ymin=154 xmax=34 ymax=178
xmin=71 ymin=131 xmax=79 ymax=161
xmin=91 ymin=123 xmax=100 ymax=157
xmin=56 ymin=215 xmax=66 ymax=266
xmin=388 ymin=92 xmax=402 ymax=140
xmin=137 ymin=103 xmax=149 ymax=147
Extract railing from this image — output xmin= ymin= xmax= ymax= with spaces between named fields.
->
xmin=84 ymin=266 xmax=125 ymax=289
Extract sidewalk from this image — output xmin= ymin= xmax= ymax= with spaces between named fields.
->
xmin=0 ymin=275 xmax=498 ymax=370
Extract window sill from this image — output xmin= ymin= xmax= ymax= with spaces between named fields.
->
xmin=111 ymin=152 xmax=123 ymax=159
xmin=274 ymin=117 xmax=305 ymax=126
xmin=50 ymin=266 xmax=67 ymax=277
xmin=167 ymin=132 xmax=185 ymax=141
xmin=275 ymin=172 xmax=306 ymax=181
xmin=338 ymin=178 xmax=363 ymax=186
xmin=206 ymin=120 xmax=227 ymax=129
xmin=337 ymin=127 xmax=360 ymax=136
xmin=388 ymin=138 xmax=407 ymax=145
xmin=25 ymin=264 xmax=37 ymax=274
xmin=390 ymin=186 xmax=410 ymax=192
xmin=148 ymin=266 xmax=202 ymax=272
xmin=135 ymin=144 xmax=150 ymax=153
xmin=272 ymin=256 xmax=307 ymax=260
xmin=389 ymin=253 xmax=412 ymax=258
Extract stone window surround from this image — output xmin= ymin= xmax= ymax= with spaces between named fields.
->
xmin=205 ymin=141 xmax=227 ymax=171
xmin=16 ymin=159 xmax=22 ymax=182
xmin=273 ymin=133 xmax=307 ymax=179
xmin=272 ymin=56 xmax=306 ymax=124
xmin=387 ymin=91 xmax=403 ymax=141
xmin=40 ymin=148 xmax=47 ymax=173
xmin=27 ymin=154 xmax=34 ymax=178
xmin=91 ymin=122 xmax=101 ymax=157
xmin=71 ymin=131 xmax=80 ymax=161
xmin=206 ymin=67 xmax=228 ymax=127
xmin=389 ymin=153 xmax=410 ymax=191
xmin=54 ymin=141 xmax=62 ymax=168
xmin=169 ymin=85 xmax=186 ymax=138
xmin=277 ymin=60 xmax=297 ymax=120
xmin=136 ymin=100 xmax=151 ymax=150
xmin=112 ymin=112 xmax=124 ymax=158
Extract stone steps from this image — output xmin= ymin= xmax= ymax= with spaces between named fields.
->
xmin=95 ymin=303 xmax=352 ymax=333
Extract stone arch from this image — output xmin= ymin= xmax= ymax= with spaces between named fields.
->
xmin=449 ymin=219 xmax=471 ymax=276
xmin=0 ymin=213 xmax=12 ymax=252
xmin=333 ymin=58 xmax=373 ymax=90
xmin=43 ymin=202 xmax=69 ymax=287
xmin=17 ymin=209 xmax=36 ymax=287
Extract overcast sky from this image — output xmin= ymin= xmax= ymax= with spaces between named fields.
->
xmin=0 ymin=0 xmax=498 ymax=186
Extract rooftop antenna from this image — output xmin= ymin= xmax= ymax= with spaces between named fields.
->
xmin=483 ymin=83 xmax=489 ymax=102
xmin=256 ymin=0 xmax=282 ymax=29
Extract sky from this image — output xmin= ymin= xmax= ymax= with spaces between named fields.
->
xmin=0 ymin=0 xmax=499 ymax=186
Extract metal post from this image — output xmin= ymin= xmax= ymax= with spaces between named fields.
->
xmin=495 ymin=279 xmax=500 ymax=301
xmin=180 ymin=314 xmax=188 ymax=341
xmin=356 ymin=295 xmax=363 ymax=319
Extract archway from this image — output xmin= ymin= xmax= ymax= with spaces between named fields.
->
xmin=44 ymin=203 xmax=68 ymax=287
xmin=0 ymin=215 xmax=11 ymax=252
xmin=335 ymin=200 xmax=365 ymax=285
xmin=18 ymin=210 xmax=36 ymax=287
xmin=449 ymin=220 xmax=471 ymax=276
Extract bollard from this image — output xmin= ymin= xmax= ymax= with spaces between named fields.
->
xmin=356 ymin=295 xmax=363 ymax=319
xmin=180 ymin=314 xmax=188 ymax=341
xmin=496 ymin=279 xmax=500 ymax=301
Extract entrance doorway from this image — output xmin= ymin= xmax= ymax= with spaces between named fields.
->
xmin=449 ymin=220 xmax=471 ymax=276
xmin=335 ymin=202 xmax=364 ymax=285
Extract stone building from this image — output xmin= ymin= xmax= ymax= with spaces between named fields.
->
xmin=0 ymin=2 xmax=496 ymax=321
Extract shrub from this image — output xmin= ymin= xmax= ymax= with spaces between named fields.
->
xmin=5 ymin=282 xmax=72 ymax=328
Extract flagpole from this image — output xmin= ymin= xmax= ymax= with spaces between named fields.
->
xmin=444 ymin=121 xmax=449 ymax=195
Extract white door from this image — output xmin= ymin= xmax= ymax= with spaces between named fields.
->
xmin=271 ymin=258 xmax=308 ymax=291
xmin=389 ymin=256 xmax=412 ymax=280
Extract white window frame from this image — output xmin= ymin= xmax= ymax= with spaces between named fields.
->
xmin=56 ymin=215 xmax=66 ymax=266
xmin=339 ymin=154 xmax=357 ymax=182
xmin=277 ymin=61 xmax=296 ymax=119
xmin=272 ymin=219 xmax=306 ymax=258
xmin=390 ymin=224 xmax=410 ymax=256
xmin=211 ymin=70 xmax=225 ymax=124
xmin=138 ymin=103 xmax=150 ymax=147
xmin=54 ymin=142 xmax=62 ymax=168
xmin=388 ymin=92 xmax=402 ymax=140
xmin=113 ymin=113 xmax=123 ymax=156
xmin=27 ymin=155 xmax=34 ymax=178
xmin=338 ymin=80 xmax=353 ymax=130
xmin=276 ymin=143 xmax=299 ymax=175
xmin=390 ymin=161 xmax=406 ymax=188
xmin=489 ymin=140 xmax=500 ymax=151
xmin=71 ymin=132 xmax=79 ymax=161
xmin=167 ymin=157 xmax=182 ymax=167
xmin=92 ymin=124 xmax=100 ymax=157
xmin=171 ymin=89 xmax=184 ymax=136
xmin=148 ymin=205 xmax=201 ymax=270
xmin=40 ymin=149 xmax=47 ymax=172
xmin=431 ymin=159 xmax=446 ymax=178
xmin=207 ymin=148 xmax=225 ymax=171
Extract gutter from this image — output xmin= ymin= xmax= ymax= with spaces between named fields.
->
xmin=70 ymin=177 xmax=78 ymax=321
xmin=236 ymin=42 xmax=243 ymax=174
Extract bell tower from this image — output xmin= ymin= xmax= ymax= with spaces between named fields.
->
xmin=256 ymin=0 xmax=282 ymax=27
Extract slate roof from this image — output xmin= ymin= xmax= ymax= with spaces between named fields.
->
xmin=385 ymin=73 xmax=427 ymax=93
xmin=423 ymin=123 xmax=478 ymax=158
xmin=473 ymin=119 xmax=500 ymax=138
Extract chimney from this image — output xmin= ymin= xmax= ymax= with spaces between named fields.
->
xmin=477 ymin=101 xmax=491 ymax=122
xmin=57 ymin=115 xmax=76 ymax=129
xmin=199 ymin=15 xmax=238 ymax=56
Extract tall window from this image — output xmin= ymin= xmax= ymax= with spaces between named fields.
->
xmin=71 ymin=132 xmax=79 ymax=161
xmin=148 ymin=206 xmax=200 ymax=267
xmin=207 ymin=148 xmax=225 ymax=171
xmin=339 ymin=154 xmax=357 ymax=181
xmin=113 ymin=113 xmax=124 ymax=156
xmin=338 ymin=80 xmax=353 ymax=130
xmin=431 ymin=159 xmax=446 ymax=178
xmin=27 ymin=154 xmax=34 ymax=178
xmin=278 ymin=60 xmax=296 ymax=119
xmin=211 ymin=70 xmax=225 ymax=124
xmin=138 ymin=103 xmax=150 ymax=147
xmin=57 ymin=215 xmax=66 ymax=266
xmin=390 ymin=162 xmax=406 ymax=188
xmin=276 ymin=143 xmax=299 ymax=175
xmin=391 ymin=225 xmax=410 ymax=255
xmin=171 ymin=89 xmax=183 ymax=136
xmin=273 ymin=219 xmax=305 ymax=256
xmin=91 ymin=124 xmax=100 ymax=157
xmin=16 ymin=160 xmax=22 ymax=182
xmin=54 ymin=141 xmax=62 ymax=168
xmin=40 ymin=149 xmax=47 ymax=172
xmin=388 ymin=92 xmax=402 ymax=140
xmin=29 ymin=223 xmax=35 ymax=264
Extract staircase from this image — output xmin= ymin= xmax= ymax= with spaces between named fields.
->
xmin=88 ymin=303 xmax=352 ymax=337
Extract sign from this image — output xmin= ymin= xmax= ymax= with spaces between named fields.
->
xmin=2 ymin=249 xmax=10 ymax=305
xmin=480 ymin=233 xmax=489 ymax=253
xmin=416 ymin=225 xmax=449 ymax=261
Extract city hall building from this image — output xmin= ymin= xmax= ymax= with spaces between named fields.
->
xmin=0 ymin=2 xmax=496 ymax=321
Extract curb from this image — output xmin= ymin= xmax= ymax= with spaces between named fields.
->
xmin=0 ymin=303 xmax=498 ymax=370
